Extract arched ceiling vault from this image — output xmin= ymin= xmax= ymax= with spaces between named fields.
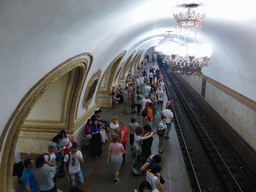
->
xmin=1 ymin=0 xmax=256 ymax=136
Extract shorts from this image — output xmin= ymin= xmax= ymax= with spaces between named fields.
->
xmin=158 ymin=100 xmax=163 ymax=104
xmin=111 ymin=157 xmax=123 ymax=171
xmin=166 ymin=123 xmax=172 ymax=132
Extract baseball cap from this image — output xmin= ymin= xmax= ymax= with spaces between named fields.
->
xmin=48 ymin=142 xmax=57 ymax=148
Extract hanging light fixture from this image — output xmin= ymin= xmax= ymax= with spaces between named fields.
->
xmin=154 ymin=3 xmax=212 ymax=75
xmin=173 ymin=3 xmax=206 ymax=39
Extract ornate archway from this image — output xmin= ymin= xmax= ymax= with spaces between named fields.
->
xmin=0 ymin=53 xmax=93 ymax=191
xmin=119 ymin=50 xmax=136 ymax=80
xmin=96 ymin=51 xmax=126 ymax=107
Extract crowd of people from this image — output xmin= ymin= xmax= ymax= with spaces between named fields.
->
xmin=18 ymin=129 xmax=85 ymax=192
xmin=15 ymin=62 xmax=175 ymax=192
xmin=106 ymin=63 xmax=175 ymax=191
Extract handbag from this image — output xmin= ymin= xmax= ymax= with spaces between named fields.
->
xmin=157 ymin=128 xmax=165 ymax=136
xmin=141 ymin=107 xmax=147 ymax=117
xmin=160 ymin=175 xmax=165 ymax=184
xmin=157 ymin=121 xmax=166 ymax=136
xmin=156 ymin=173 xmax=165 ymax=184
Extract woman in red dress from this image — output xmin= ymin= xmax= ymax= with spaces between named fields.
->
xmin=118 ymin=121 xmax=128 ymax=162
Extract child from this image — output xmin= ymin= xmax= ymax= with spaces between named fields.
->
xmin=44 ymin=142 xmax=59 ymax=179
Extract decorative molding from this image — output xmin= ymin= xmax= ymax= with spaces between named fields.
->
xmin=201 ymin=74 xmax=256 ymax=112
xmin=75 ymin=54 xmax=93 ymax=120
xmin=120 ymin=50 xmax=136 ymax=80
xmin=18 ymin=131 xmax=58 ymax=140
xmin=114 ymin=63 xmax=123 ymax=85
xmin=21 ymin=126 xmax=67 ymax=133
xmin=96 ymin=51 xmax=126 ymax=103
xmin=128 ymin=51 xmax=141 ymax=73
xmin=0 ymin=52 xmax=92 ymax=191
xmin=24 ymin=72 xmax=71 ymax=125
xmin=82 ymin=69 xmax=102 ymax=109
xmin=74 ymin=103 xmax=98 ymax=133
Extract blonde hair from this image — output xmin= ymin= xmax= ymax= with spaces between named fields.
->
xmin=112 ymin=116 xmax=118 ymax=122
xmin=112 ymin=134 xmax=119 ymax=142
xmin=119 ymin=120 xmax=126 ymax=127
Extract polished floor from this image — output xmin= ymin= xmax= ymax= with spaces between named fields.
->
xmin=13 ymin=62 xmax=191 ymax=192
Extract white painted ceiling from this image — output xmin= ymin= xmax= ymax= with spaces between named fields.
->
xmin=0 ymin=0 xmax=256 ymax=132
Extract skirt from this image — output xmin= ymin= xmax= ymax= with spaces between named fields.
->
xmin=90 ymin=133 xmax=102 ymax=157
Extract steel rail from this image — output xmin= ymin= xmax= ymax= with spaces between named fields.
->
xmin=164 ymin=72 xmax=202 ymax=192
xmin=168 ymin=73 xmax=243 ymax=191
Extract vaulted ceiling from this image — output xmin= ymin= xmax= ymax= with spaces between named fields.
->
xmin=1 ymin=0 xmax=256 ymax=132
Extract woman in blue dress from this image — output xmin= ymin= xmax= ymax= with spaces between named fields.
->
xmin=90 ymin=119 xmax=102 ymax=157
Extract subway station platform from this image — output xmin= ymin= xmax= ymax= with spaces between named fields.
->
xmin=13 ymin=61 xmax=191 ymax=192
xmin=13 ymin=100 xmax=191 ymax=192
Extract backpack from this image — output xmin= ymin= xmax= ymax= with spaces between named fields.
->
xmin=145 ymin=101 xmax=150 ymax=108
xmin=43 ymin=153 xmax=50 ymax=161
xmin=141 ymin=107 xmax=148 ymax=117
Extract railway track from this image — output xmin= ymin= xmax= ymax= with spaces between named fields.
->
xmin=162 ymin=71 xmax=256 ymax=191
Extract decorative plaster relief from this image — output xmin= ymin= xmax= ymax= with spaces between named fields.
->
xmin=96 ymin=51 xmax=126 ymax=103
xmin=0 ymin=53 xmax=93 ymax=192
xmin=24 ymin=72 xmax=71 ymax=124
xmin=82 ymin=69 xmax=102 ymax=110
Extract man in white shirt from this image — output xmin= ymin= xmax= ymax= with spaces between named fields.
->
xmin=159 ymin=80 xmax=165 ymax=91
xmin=141 ymin=95 xmax=151 ymax=110
xmin=64 ymin=143 xmax=84 ymax=187
xmin=161 ymin=105 xmax=174 ymax=139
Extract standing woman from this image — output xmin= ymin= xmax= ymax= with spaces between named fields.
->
xmin=59 ymin=130 xmax=72 ymax=156
xmin=134 ymin=90 xmax=142 ymax=115
xmin=150 ymin=90 xmax=158 ymax=118
xmin=132 ymin=126 xmax=154 ymax=176
xmin=90 ymin=119 xmax=102 ymax=158
xmin=118 ymin=121 xmax=128 ymax=150
xmin=109 ymin=116 xmax=119 ymax=142
xmin=131 ymin=88 xmax=136 ymax=113
xmin=118 ymin=121 xmax=128 ymax=162
xmin=128 ymin=116 xmax=139 ymax=147
xmin=107 ymin=135 xmax=125 ymax=184
xmin=116 ymin=86 xmax=123 ymax=104
xmin=110 ymin=86 xmax=117 ymax=108
xmin=157 ymin=116 xmax=167 ymax=153
xmin=156 ymin=86 xmax=164 ymax=112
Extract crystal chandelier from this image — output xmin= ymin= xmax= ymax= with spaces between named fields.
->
xmin=173 ymin=3 xmax=206 ymax=38
xmin=155 ymin=3 xmax=212 ymax=75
